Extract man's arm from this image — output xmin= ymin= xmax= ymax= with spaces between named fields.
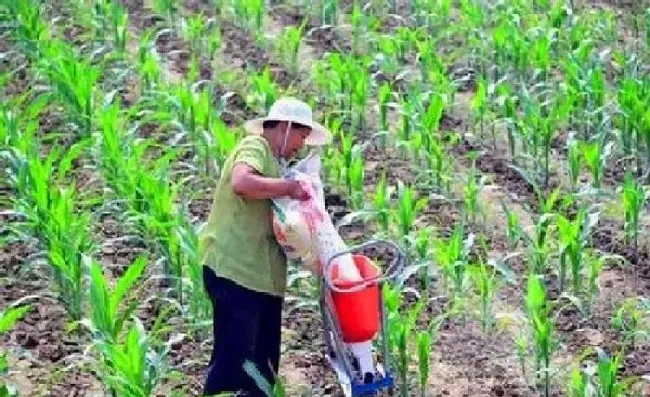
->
xmin=231 ymin=163 xmax=308 ymax=200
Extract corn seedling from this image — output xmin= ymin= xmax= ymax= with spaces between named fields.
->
xmin=500 ymin=201 xmax=522 ymax=249
xmin=469 ymin=263 xmax=501 ymax=332
xmin=84 ymin=255 xmax=148 ymax=342
xmin=555 ymin=207 xmax=600 ymax=295
xmin=611 ymin=298 xmax=650 ymax=351
xmin=384 ymin=284 xmax=425 ymax=397
xmin=91 ymin=316 xmax=177 ymax=397
xmin=1 ymin=302 xmax=32 ymax=397
xmin=347 ymin=146 xmax=365 ymax=210
xmin=373 ymin=171 xmax=391 ymax=233
xmin=38 ymin=40 xmax=100 ymax=136
xmin=416 ymin=330 xmax=431 ymax=397
xmin=394 ymin=180 xmax=429 ymax=244
xmin=152 ymin=0 xmax=177 ymax=25
xmin=568 ymin=136 xmax=582 ymax=191
xmin=275 ymin=22 xmax=305 ymax=75
xmin=525 ymin=275 xmax=557 ymax=397
xmin=243 ymin=360 xmax=286 ymax=397
xmin=2 ymin=0 xmax=50 ymax=58
xmin=377 ymin=82 xmax=393 ymax=148
xmin=433 ymin=224 xmax=473 ymax=311
xmin=621 ymin=171 xmax=646 ymax=255
xmin=247 ymin=67 xmax=278 ymax=114
xmin=581 ymin=139 xmax=613 ymax=191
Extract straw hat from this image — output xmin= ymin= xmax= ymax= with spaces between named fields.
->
xmin=243 ymin=97 xmax=331 ymax=146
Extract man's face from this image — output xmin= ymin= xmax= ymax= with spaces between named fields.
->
xmin=282 ymin=121 xmax=311 ymax=158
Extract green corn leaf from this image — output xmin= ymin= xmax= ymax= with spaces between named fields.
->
xmin=0 ymin=305 xmax=31 ymax=334
xmin=109 ymin=255 xmax=148 ymax=325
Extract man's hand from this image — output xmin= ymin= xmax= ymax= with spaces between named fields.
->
xmin=232 ymin=163 xmax=310 ymax=201
xmin=286 ymin=180 xmax=311 ymax=201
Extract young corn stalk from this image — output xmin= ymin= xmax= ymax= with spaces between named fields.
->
xmin=38 ymin=40 xmax=100 ymax=136
xmin=555 ymin=207 xmax=600 ymax=295
xmin=462 ymin=163 xmax=485 ymax=226
xmin=152 ymin=0 xmax=177 ymax=25
xmin=567 ymin=137 xmax=582 ymax=192
xmin=433 ymin=224 xmax=473 ymax=314
xmin=377 ymin=82 xmax=393 ymax=148
xmin=383 ymin=284 xmax=425 ymax=397
xmin=373 ymin=171 xmax=391 ymax=234
xmin=393 ymin=181 xmax=429 ymax=246
xmin=622 ymin=171 xmax=647 ymax=256
xmin=5 ymin=122 xmax=95 ymax=320
xmin=275 ymin=22 xmax=305 ymax=75
xmin=0 ymin=302 xmax=32 ymax=397
xmin=581 ymin=139 xmax=613 ymax=191
xmin=347 ymin=147 xmax=365 ymax=210
xmin=468 ymin=263 xmax=501 ymax=332
xmin=84 ymin=255 xmax=148 ymax=342
xmin=611 ymin=298 xmax=650 ymax=351
xmin=91 ymin=316 xmax=178 ymax=397
xmin=525 ymin=275 xmax=557 ymax=397
xmin=500 ymin=201 xmax=522 ymax=249
xmin=247 ymin=67 xmax=278 ymax=115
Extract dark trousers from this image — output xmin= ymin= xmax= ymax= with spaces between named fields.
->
xmin=202 ymin=266 xmax=283 ymax=397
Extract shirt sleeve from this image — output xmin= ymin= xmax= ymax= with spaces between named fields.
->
xmin=233 ymin=137 xmax=268 ymax=175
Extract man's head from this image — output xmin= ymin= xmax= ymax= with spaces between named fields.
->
xmin=262 ymin=119 xmax=312 ymax=159
xmin=243 ymin=97 xmax=332 ymax=158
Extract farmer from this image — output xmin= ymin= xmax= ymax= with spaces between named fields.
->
xmin=198 ymin=97 xmax=331 ymax=397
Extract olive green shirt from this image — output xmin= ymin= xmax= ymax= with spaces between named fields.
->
xmin=198 ymin=135 xmax=288 ymax=297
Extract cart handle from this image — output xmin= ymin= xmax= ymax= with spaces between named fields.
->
xmin=323 ymin=239 xmax=405 ymax=293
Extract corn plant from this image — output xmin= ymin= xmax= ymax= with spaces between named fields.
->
xmin=525 ymin=275 xmax=557 ymax=397
xmin=462 ymin=164 xmax=486 ymax=225
xmin=347 ymin=147 xmax=365 ymax=210
xmin=377 ymin=82 xmax=393 ymax=148
xmin=1 ymin=0 xmax=50 ymax=58
xmin=500 ymin=201 xmax=521 ymax=249
xmin=91 ymin=316 xmax=177 ymax=397
xmin=468 ymin=263 xmax=501 ymax=332
xmin=137 ymin=29 xmax=163 ymax=92
xmin=373 ymin=171 xmax=391 ymax=233
xmin=247 ymin=67 xmax=278 ymax=115
xmin=275 ymin=22 xmax=305 ymax=75
xmin=5 ymin=117 xmax=94 ymax=320
xmin=106 ymin=0 xmax=128 ymax=55
xmin=432 ymin=224 xmax=473 ymax=310
xmin=231 ymin=0 xmax=264 ymax=40
xmin=471 ymin=76 xmax=488 ymax=140
xmin=621 ymin=171 xmax=646 ymax=254
xmin=1 ymin=302 xmax=32 ymax=397
xmin=383 ymin=284 xmax=425 ymax=397
xmin=555 ymin=207 xmax=600 ymax=295
xmin=152 ymin=0 xmax=178 ymax=25
xmin=568 ymin=136 xmax=582 ymax=191
xmin=393 ymin=181 xmax=428 ymax=243
xmin=581 ymin=139 xmax=613 ymax=191
xmin=611 ymin=298 xmax=650 ymax=350
xmin=416 ymin=330 xmax=432 ymax=397
xmin=38 ymin=40 xmax=100 ymax=136
xmin=243 ymin=360 xmax=286 ymax=397
xmin=84 ymin=255 xmax=148 ymax=342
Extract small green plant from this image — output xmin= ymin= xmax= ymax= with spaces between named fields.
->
xmin=525 ymin=275 xmax=558 ymax=397
xmin=84 ymin=255 xmax=148 ymax=342
xmin=468 ymin=263 xmax=501 ymax=332
xmin=621 ymin=171 xmax=646 ymax=254
xmin=373 ymin=171 xmax=391 ymax=233
xmin=433 ymin=224 xmax=473 ymax=310
xmin=1 ymin=302 xmax=32 ymax=397
xmin=275 ymin=22 xmax=306 ymax=74
xmin=393 ymin=180 xmax=429 ymax=242
xmin=555 ymin=207 xmax=599 ymax=295
xmin=611 ymin=297 xmax=650 ymax=350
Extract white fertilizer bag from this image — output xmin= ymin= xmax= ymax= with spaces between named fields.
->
xmin=271 ymin=153 xmax=362 ymax=282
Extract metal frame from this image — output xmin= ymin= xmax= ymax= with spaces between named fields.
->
xmin=319 ymin=239 xmax=405 ymax=397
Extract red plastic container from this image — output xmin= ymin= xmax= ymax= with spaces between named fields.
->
xmin=329 ymin=255 xmax=380 ymax=343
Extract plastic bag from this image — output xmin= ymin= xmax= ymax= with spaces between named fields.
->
xmin=272 ymin=153 xmax=362 ymax=282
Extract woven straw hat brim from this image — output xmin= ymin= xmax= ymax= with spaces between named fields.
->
xmin=243 ymin=116 xmax=331 ymax=146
